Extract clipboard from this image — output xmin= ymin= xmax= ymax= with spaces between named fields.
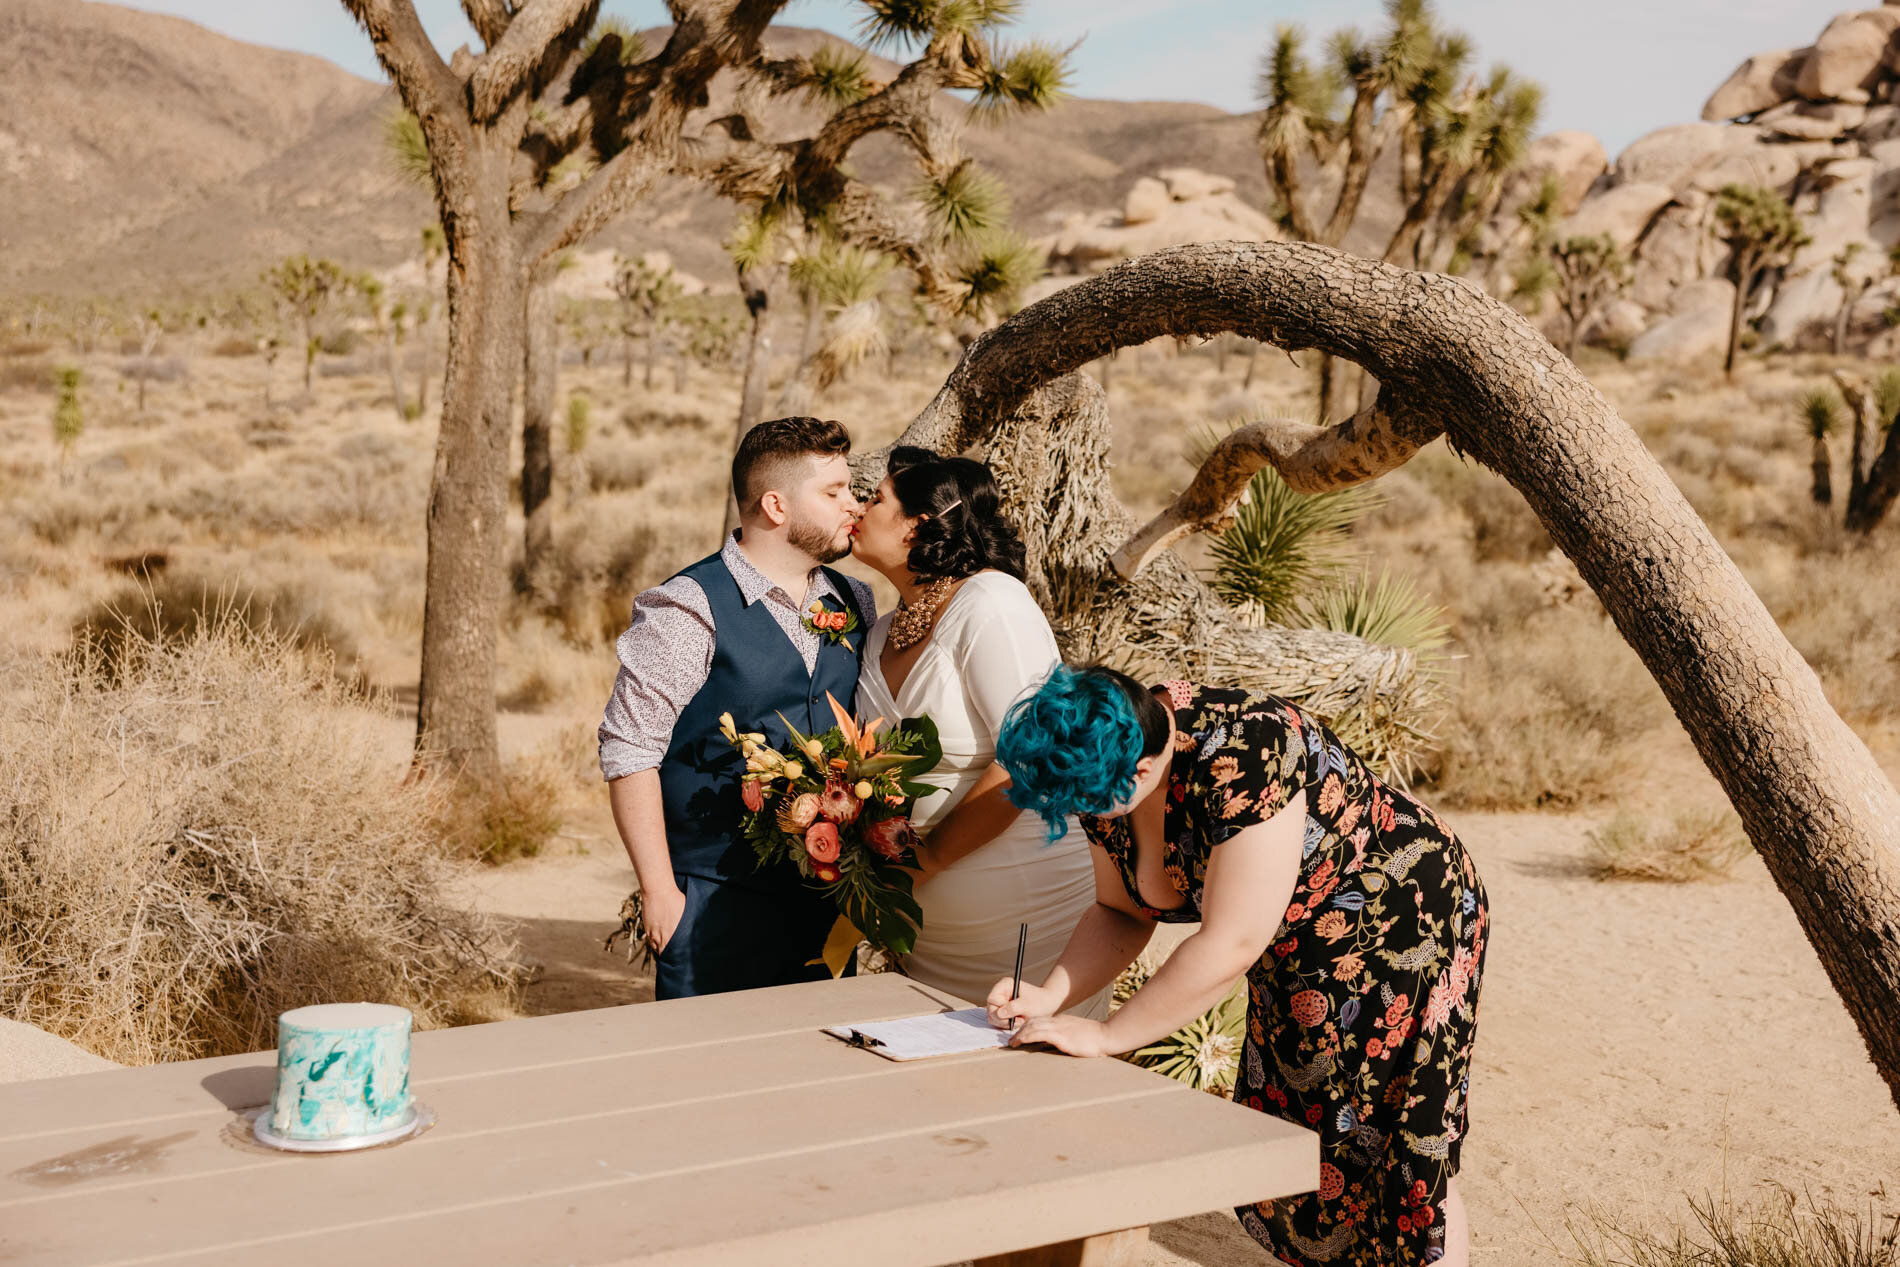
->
xmin=822 ymin=1007 xmax=1014 ymax=1061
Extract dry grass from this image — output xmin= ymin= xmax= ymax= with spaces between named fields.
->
xmin=0 ymin=616 xmax=521 ymax=1065
xmin=427 ymin=757 xmax=567 ymax=865
xmin=1563 ymin=1189 xmax=1899 ymax=1266
xmin=72 ymin=572 xmax=361 ymax=681
xmin=1584 ymin=810 xmax=1753 ymax=883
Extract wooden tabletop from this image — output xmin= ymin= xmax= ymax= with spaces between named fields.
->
xmin=0 ymin=975 xmax=1315 ymax=1266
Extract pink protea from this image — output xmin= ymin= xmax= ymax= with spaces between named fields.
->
xmin=819 ymin=777 xmax=861 ymax=825
xmin=778 ymin=792 xmax=821 ymax=833
xmin=805 ymin=820 xmax=841 ymax=864
xmin=863 ymin=816 xmax=919 ymax=862
xmin=741 ymin=780 xmax=765 ymax=813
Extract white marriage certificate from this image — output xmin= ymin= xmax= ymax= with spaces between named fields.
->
xmin=823 ymin=1007 xmax=1014 ymax=1061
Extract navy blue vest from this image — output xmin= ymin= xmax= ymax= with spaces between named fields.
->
xmin=658 ymin=550 xmax=866 ymax=892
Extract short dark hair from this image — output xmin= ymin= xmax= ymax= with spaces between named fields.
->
xmin=732 ymin=417 xmax=851 ymax=513
xmin=886 ymin=445 xmax=1027 ymax=582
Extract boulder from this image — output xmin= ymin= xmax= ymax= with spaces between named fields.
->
xmin=1157 ymin=168 xmax=1236 ymax=201
xmin=1613 ymin=122 xmax=1751 ymax=191
xmin=1796 ymin=10 xmax=1900 ymax=100
xmin=1122 ymin=177 xmax=1170 ymax=226
xmin=1561 ymin=182 xmax=1676 ymax=251
xmin=1631 ymin=191 xmax=1718 ymax=309
xmin=1701 ymin=47 xmax=1807 ymax=121
xmin=1627 ymin=303 xmax=1734 ymax=364
xmin=1581 ymin=298 xmax=1650 ymax=347
xmin=1521 ymin=131 xmax=1610 ymax=214
xmin=1856 ymin=103 xmax=1900 ymax=141
xmin=1756 ymin=100 xmax=1868 ymax=141
xmin=1668 ymin=278 xmax=1739 ymax=317
xmin=1758 ymin=269 xmax=1847 ymax=347
xmin=1688 ymin=138 xmax=1835 ymax=196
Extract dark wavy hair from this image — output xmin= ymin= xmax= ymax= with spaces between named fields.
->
xmin=997 ymin=665 xmax=1173 ymax=840
xmin=886 ymin=446 xmax=1026 ymax=582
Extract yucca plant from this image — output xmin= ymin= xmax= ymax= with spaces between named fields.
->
xmin=1127 ymin=979 xmax=1248 ymax=1097
xmin=1802 ymin=386 xmax=1840 ymax=506
xmin=1874 ymin=366 xmax=1900 ymax=432
xmin=1204 ymin=438 xmax=1383 ymax=624
xmin=1300 ymin=565 xmax=1450 ymax=673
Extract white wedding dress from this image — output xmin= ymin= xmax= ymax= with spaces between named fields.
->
xmin=856 ymin=571 xmax=1109 ymax=1018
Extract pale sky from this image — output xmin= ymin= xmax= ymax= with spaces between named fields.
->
xmin=119 ymin=0 xmax=1825 ymax=157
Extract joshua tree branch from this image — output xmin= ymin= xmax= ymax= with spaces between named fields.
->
xmin=1111 ymin=401 xmax=1439 ymax=579
xmin=343 ymin=0 xmax=465 ymax=131
xmin=460 ymin=0 xmax=511 ymax=48
xmin=468 ymin=0 xmax=600 ymax=123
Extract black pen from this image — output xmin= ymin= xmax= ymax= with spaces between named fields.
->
xmin=1009 ymin=922 xmax=1027 ymax=1032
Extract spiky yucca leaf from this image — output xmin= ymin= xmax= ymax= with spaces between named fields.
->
xmin=1256 ymin=25 xmax=1334 ymax=157
xmin=917 ymin=160 xmax=1009 ymax=243
xmin=812 ymin=299 xmax=889 ymax=388
xmin=1129 ymin=980 xmax=1247 ymax=1096
xmin=950 ymin=231 xmax=1044 ymax=318
xmin=1801 ymin=387 xmax=1841 ymax=441
xmin=583 ymin=16 xmax=645 ymax=66
xmin=726 ymin=213 xmax=779 ymax=276
xmin=805 ymin=45 xmax=875 ymax=105
xmin=1876 ymin=368 xmax=1900 ymax=432
xmin=383 ymin=109 xmax=432 ymax=190
xmin=1206 ymin=457 xmax=1382 ymax=625
xmin=1299 ymin=566 xmax=1449 ymax=675
xmin=542 ymin=151 xmax=597 ymax=193
xmin=791 ymin=242 xmax=895 ymax=308
xmin=856 ymin=0 xmax=940 ymax=49
xmin=971 ymin=40 xmax=1071 ymax=119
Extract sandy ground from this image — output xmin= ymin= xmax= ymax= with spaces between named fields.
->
xmin=458 ymin=799 xmax=1900 ymax=1266
xmin=0 ymin=1019 xmax=121 ymax=1083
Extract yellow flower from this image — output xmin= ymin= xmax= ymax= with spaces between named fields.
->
xmin=854 ymin=780 xmax=874 ymax=799
xmin=804 ymin=738 xmax=825 ymax=761
xmin=781 ymin=761 xmax=803 ymax=782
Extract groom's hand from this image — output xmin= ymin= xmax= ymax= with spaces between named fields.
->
xmin=643 ymin=882 xmax=686 ymax=954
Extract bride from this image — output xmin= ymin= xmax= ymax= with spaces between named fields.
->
xmin=850 ymin=446 xmax=1107 ymax=1017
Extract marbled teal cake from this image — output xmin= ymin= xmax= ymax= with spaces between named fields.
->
xmin=267 ymin=1003 xmax=413 ymax=1141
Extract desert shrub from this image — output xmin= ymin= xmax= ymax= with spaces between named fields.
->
xmin=0 ymin=357 xmax=54 ymax=393
xmin=0 ymin=619 xmax=520 ymax=1065
xmin=1428 ymin=604 xmax=1669 ymax=810
xmin=1454 ymin=469 xmax=1552 ymax=562
xmin=516 ymin=511 xmax=660 ymax=645
xmin=587 ymin=431 xmax=651 ymax=493
xmin=3 ymin=338 xmax=53 ymax=357
xmin=119 ymin=357 xmax=190 ymax=383
xmin=318 ymin=327 xmax=361 ymax=356
xmin=1564 ymin=1188 xmax=1898 ymax=1266
xmin=211 ymin=335 xmax=258 ymax=357
xmin=1584 ymin=810 xmax=1751 ymax=883
xmin=73 ymin=573 xmax=360 ymax=680
xmin=427 ymin=759 xmax=565 ymax=864
xmin=1751 ymin=549 xmax=1900 ymax=725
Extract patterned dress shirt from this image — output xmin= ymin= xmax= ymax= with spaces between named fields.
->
xmin=597 ymin=531 xmax=876 ymax=780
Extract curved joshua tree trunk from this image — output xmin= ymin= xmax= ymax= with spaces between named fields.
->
xmin=873 ymin=240 xmax=1900 ymax=1109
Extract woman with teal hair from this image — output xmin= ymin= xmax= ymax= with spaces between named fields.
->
xmin=989 ymin=666 xmax=1487 ymax=1267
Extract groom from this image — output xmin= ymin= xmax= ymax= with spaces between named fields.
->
xmin=599 ymin=416 xmax=874 ymax=999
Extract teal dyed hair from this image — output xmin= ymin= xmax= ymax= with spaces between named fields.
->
xmin=998 ymin=665 xmax=1146 ymax=841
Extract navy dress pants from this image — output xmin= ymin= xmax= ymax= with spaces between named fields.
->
xmin=653 ymin=873 xmax=837 ymax=1000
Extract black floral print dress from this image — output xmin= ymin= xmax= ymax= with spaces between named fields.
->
xmin=1081 ymin=682 xmax=1487 ymax=1267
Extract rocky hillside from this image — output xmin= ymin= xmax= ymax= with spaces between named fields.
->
xmin=1565 ymin=5 xmax=1900 ymax=361
xmin=0 ymin=0 xmax=1271 ymax=299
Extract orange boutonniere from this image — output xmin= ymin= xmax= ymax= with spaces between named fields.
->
xmin=803 ymin=599 xmax=859 ymax=648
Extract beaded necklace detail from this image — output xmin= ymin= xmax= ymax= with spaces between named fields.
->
xmin=887 ymin=578 xmax=957 ymax=652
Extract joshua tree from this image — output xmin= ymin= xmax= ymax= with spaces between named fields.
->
xmin=263 ymin=255 xmax=348 ymax=394
xmin=127 ymin=307 xmax=166 ymax=413
xmin=612 ymin=254 xmax=682 ymax=390
xmin=1830 ymin=368 xmax=1900 ymax=534
xmin=358 ymin=275 xmax=410 ymax=421
xmin=772 ymin=240 xmax=897 ymax=415
xmin=1800 ymin=386 xmax=1840 ymax=507
xmin=51 ymin=366 xmax=83 ymax=483
xmin=1713 ymin=184 xmax=1810 ymax=379
xmin=343 ymin=0 xmax=1068 ymax=779
xmin=858 ymin=238 xmax=1900 ymax=1109
xmin=1550 ymin=234 xmax=1630 ymax=361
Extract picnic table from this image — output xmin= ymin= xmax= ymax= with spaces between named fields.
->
xmin=0 ymin=974 xmax=1316 ymax=1266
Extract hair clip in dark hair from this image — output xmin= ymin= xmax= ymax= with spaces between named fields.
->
xmin=937 ymin=499 xmax=962 ymax=515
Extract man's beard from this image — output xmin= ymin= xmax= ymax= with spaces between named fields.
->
xmin=787 ymin=514 xmax=849 ymax=563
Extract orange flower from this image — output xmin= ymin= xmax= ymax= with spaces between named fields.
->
xmin=804 ymin=821 xmax=841 ymax=864
xmin=1288 ymin=990 xmax=1327 ymax=1026
xmin=741 ymin=780 xmax=765 ymax=813
xmin=1209 ymin=755 xmax=1241 ymax=785
xmin=812 ymin=861 xmax=841 ymax=884
xmin=1313 ymin=910 xmax=1350 ymax=942
xmin=1317 ymin=773 xmax=1345 ymax=816
xmin=1332 ymin=952 xmax=1364 ymax=981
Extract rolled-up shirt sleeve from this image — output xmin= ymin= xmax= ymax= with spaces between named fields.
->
xmin=597 ymin=578 xmax=716 ymax=781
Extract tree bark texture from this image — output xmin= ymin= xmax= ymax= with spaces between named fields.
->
xmin=881 ymin=240 xmax=1900 ymax=1109
xmin=1726 ymin=252 xmax=1760 ymax=378
xmin=415 ymin=174 xmax=522 ymax=784
xmin=521 ymin=276 xmax=558 ymax=605
xmin=1812 ymin=433 xmax=1834 ymax=507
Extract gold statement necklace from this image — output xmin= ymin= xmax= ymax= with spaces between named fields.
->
xmin=886 ymin=578 xmax=957 ymax=652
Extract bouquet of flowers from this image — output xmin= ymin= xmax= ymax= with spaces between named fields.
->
xmin=718 ymin=694 xmax=942 ymax=956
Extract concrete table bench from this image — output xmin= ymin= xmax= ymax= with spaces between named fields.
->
xmin=0 ymin=975 xmax=1315 ymax=1266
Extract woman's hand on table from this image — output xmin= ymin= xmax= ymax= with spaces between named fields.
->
xmin=1006 ymin=1014 xmax=1112 ymax=1058
xmin=985 ymin=979 xmax=1061 ymax=1031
